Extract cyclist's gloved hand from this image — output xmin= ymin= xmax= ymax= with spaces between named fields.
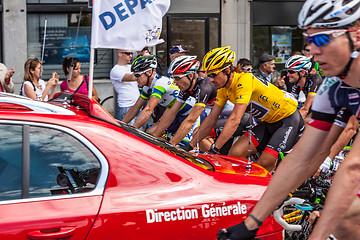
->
xmin=217 ymin=222 xmax=258 ymax=240
xmin=180 ymin=144 xmax=193 ymax=152
xmin=319 ymin=156 xmax=332 ymax=173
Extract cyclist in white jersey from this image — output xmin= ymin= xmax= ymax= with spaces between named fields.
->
xmin=122 ymin=55 xmax=194 ymax=129
xmin=217 ymin=1 xmax=360 ymax=239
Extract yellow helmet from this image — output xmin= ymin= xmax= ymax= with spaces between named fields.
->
xmin=202 ymin=46 xmax=235 ymax=72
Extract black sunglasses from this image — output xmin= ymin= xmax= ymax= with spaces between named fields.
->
xmin=121 ymin=52 xmax=133 ymax=55
xmin=241 ymin=67 xmax=253 ymax=72
xmin=207 ymin=72 xmax=219 ymax=78
xmin=287 ymin=70 xmax=298 ymax=74
xmin=304 ymin=49 xmax=311 ymax=52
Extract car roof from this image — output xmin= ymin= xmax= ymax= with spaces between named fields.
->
xmin=0 ymin=92 xmax=119 ymax=125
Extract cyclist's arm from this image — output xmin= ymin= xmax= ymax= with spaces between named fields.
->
xmin=328 ymin=115 xmax=358 ymax=159
xmin=189 ymin=103 xmax=223 ymax=148
xmin=122 ymin=97 xmax=146 ymax=124
xmin=151 ymin=100 xmax=183 ymax=137
xmin=121 ymin=73 xmax=136 ymax=82
xmin=244 ymin=124 xmax=343 ymax=230
xmin=299 ymin=93 xmax=315 ymax=118
xmin=310 ymin=132 xmax=360 ymax=239
xmin=133 ymin=96 xmax=161 ymax=129
xmin=213 ymin=103 xmax=247 ymax=149
xmin=169 ymin=104 xmax=205 ymax=146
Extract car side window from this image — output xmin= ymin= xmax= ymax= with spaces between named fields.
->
xmin=29 ymin=126 xmax=101 ymax=198
xmin=0 ymin=124 xmax=101 ymax=201
xmin=0 ymin=125 xmax=23 ymax=201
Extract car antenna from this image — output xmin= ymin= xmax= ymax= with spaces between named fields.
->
xmin=40 ymin=16 xmax=47 ymax=79
xmin=68 ymin=7 xmax=83 ymax=85
xmin=68 ymin=7 xmax=83 ymax=100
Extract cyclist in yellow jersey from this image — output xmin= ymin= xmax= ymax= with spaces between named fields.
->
xmin=190 ymin=46 xmax=304 ymax=173
xmin=216 ymin=71 xmax=297 ymax=123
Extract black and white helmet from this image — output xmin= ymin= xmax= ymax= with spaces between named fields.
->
xmin=168 ymin=55 xmax=200 ymax=76
xmin=131 ymin=55 xmax=157 ymax=72
xmin=298 ymin=0 xmax=360 ymax=29
xmin=285 ymin=55 xmax=312 ymax=71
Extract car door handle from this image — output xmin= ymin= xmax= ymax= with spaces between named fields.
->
xmin=27 ymin=227 xmax=76 ymax=239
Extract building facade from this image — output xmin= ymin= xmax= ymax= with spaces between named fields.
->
xmin=1 ymin=0 xmax=305 ymax=100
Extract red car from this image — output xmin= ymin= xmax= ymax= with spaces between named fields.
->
xmin=0 ymin=92 xmax=282 ymax=240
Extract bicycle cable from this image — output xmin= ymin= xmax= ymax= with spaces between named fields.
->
xmin=246 ymin=101 xmax=253 ymax=170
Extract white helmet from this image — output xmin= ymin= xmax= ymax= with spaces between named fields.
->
xmin=285 ymin=55 xmax=312 ymax=71
xmin=168 ymin=55 xmax=200 ymax=76
xmin=298 ymin=0 xmax=360 ymax=29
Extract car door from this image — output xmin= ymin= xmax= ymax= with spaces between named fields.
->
xmin=0 ymin=122 xmax=108 ymax=240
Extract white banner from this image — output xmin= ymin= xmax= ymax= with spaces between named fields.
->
xmin=91 ymin=0 xmax=170 ymax=50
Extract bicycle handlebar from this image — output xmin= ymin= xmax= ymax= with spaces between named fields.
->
xmin=273 ymin=197 xmax=305 ymax=231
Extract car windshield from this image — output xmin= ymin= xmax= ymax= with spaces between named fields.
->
xmin=119 ymin=124 xmax=215 ymax=172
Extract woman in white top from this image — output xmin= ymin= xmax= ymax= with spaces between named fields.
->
xmin=22 ymin=58 xmax=58 ymax=101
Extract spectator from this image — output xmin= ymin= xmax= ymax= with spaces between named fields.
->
xmin=21 ymin=58 xmax=58 ymax=101
xmin=137 ymin=46 xmax=151 ymax=56
xmin=236 ymin=58 xmax=253 ymax=73
xmin=60 ymin=57 xmax=99 ymax=101
xmin=271 ymin=70 xmax=287 ymax=91
xmin=255 ymin=53 xmax=285 ymax=90
xmin=169 ymin=45 xmax=189 ymax=62
xmin=0 ymin=63 xmax=15 ymax=93
xmin=110 ymin=50 xmax=139 ymax=123
xmin=302 ymin=43 xmax=312 ymax=58
xmin=256 ymin=53 xmax=276 ymax=83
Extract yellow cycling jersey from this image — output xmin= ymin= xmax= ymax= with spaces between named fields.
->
xmin=215 ymin=72 xmax=298 ymax=123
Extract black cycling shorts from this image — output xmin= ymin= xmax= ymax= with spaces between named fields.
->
xmin=244 ymin=110 xmax=304 ymax=158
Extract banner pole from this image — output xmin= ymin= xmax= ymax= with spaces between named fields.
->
xmin=40 ymin=17 xmax=47 ymax=78
xmin=88 ymin=48 xmax=95 ymax=99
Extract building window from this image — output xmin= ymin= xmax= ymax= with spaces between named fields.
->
xmin=157 ymin=15 xmax=220 ymax=67
xmin=252 ymin=26 xmax=303 ymax=69
xmin=26 ymin=4 xmax=112 ymax=80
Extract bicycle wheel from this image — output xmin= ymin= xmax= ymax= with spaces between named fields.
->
xmin=101 ymin=96 xmax=115 ymax=117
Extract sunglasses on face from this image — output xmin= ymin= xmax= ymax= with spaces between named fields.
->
xmin=241 ymin=67 xmax=253 ymax=72
xmin=287 ymin=70 xmax=299 ymax=74
xmin=121 ymin=52 xmax=133 ymax=56
xmin=303 ymin=29 xmax=357 ymax=47
xmin=172 ymin=73 xmax=190 ymax=81
xmin=207 ymin=66 xmax=229 ymax=78
xmin=304 ymin=49 xmax=311 ymax=52
xmin=134 ymin=70 xmax=148 ymax=78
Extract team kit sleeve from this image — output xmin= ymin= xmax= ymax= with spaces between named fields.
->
xmin=195 ymin=85 xmax=213 ymax=108
xmin=177 ymin=91 xmax=188 ymax=103
xmin=215 ymin=88 xmax=227 ymax=107
xmin=309 ymin=79 xmax=338 ymax=131
xmin=308 ymin=74 xmax=323 ymax=96
xmin=235 ymin=74 xmax=252 ymax=104
xmin=151 ymin=76 xmax=173 ymax=100
xmin=140 ymin=86 xmax=151 ymax=101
